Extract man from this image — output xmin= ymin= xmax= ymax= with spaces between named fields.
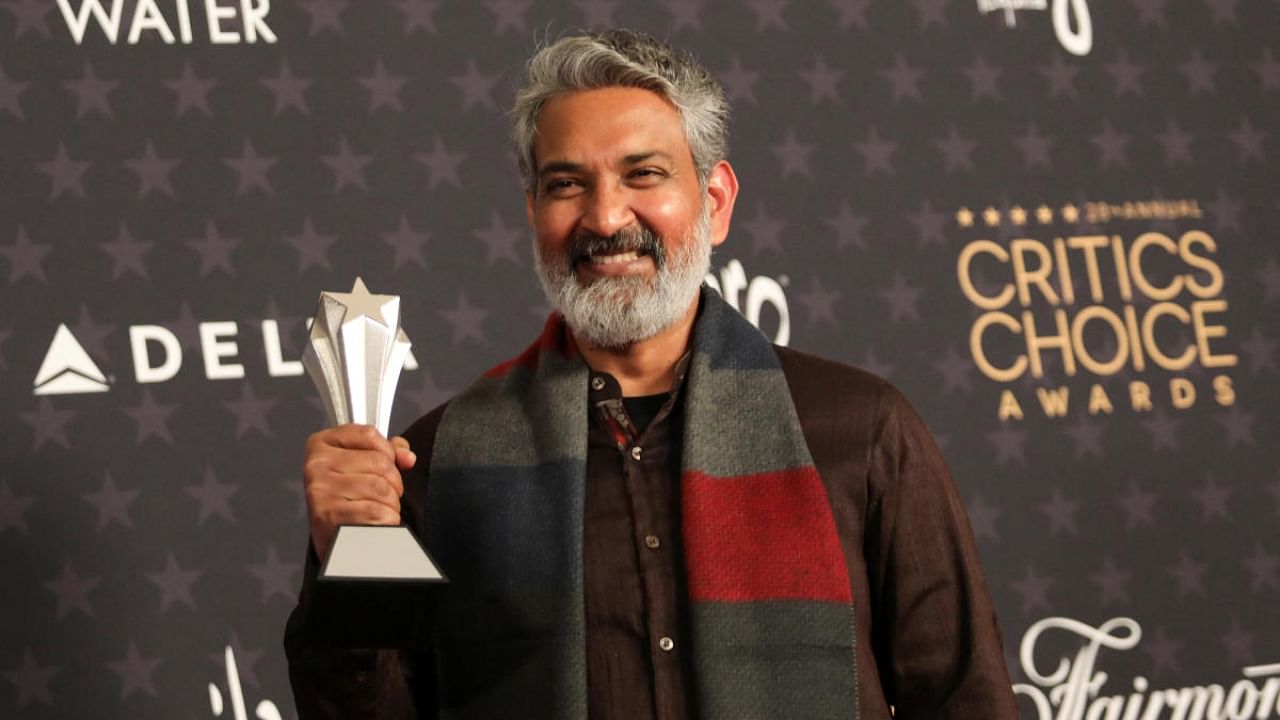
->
xmin=286 ymin=29 xmax=1018 ymax=719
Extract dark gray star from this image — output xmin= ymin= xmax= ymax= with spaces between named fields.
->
xmin=1214 ymin=405 xmax=1255 ymax=449
xmin=122 ymin=388 xmax=178 ymax=445
xmin=37 ymin=143 xmax=90 ymax=200
xmin=44 ymin=559 xmax=99 ymax=620
xmin=99 ymin=223 xmax=152 ymax=280
xmin=1193 ymin=473 xmax=1232 ymax=521
xmin=960 ymin=55 xmax=1001 ymax=101
xmin=796 ymin=276 xmax=839 ymax=327
xmin=1207 ymin=188 xmax=1241 ymax=233
xmin=1228 ymin=116 xmax=1266 ymax=163
xmin=416 ymin=135 xmax=465 ymax=190
xmin=165 ymin=301 xmax=201 ymax=352
xmin=223 ymin=383 xmax=277 ymax=439
xmin=20 ymin=398 xmax=75 ymax=451
xmin=1105 ymin=50 xmax=1145 ymax=97
xmin=64 ymin=61 xmax=117 ymax=119
xmin=719 ymin=56 xmax=759 ymax=105
xmin=81 ymin=472 xmax=138 ymax=532
xmin=907 ymin=198 xmax=947 ymax=247
xmin=68 ymin=304 xmax=113 ymax=358
xmin=858 ymin=346 xmax=895 ymax=379
xmin=185 ymin=465 xmax=238 ymax=524
xmin=1243 ymin=543 xmax=1279 ymax=592
xmin=965 ymin=494 xmax=1001 ymax=541
xmin=574 ymin=0 xmax=617 ymax=27
xmin=823 ymin=201 xmax=868 ymax=252
xmin=284 ymin=217 xmax=337 ymax=272
xmin=1129 ymin=0 xmax=1168 ymax=26
xmin=2 ymin=649 xmax=58 ymax=709
xmin=877 ymin=272 xmax=923 ymax=323
xmin=440 ymin=293 xmax=489 ymax=346
xmin=742 ymin=203 xmax=786 ymax=255
xmin=1040 ymin=487 xmax=1080 ymax=536
xmin=223 ymin=140 xmax=277 ymax=196
xmin=1012 ymin=123 xmax=1055 ymax=169
xmin=382 ymin=214 xmax=430 ymax=270
xmin=1252 ymin=48 xmax=1280 ymax=94
xmin=1179 ymin=48 xmax=1216 ymax=96
xmin=392 ymin=0 xmax=440 ymax=34
xmin=1063 ymin=413 xmax=1104 ymax=458
xmin=1143 ymin=627 xmax=1183 ymax=678
xmin=0 ymin=61 xmax=29 ymax=119
xmin=880 ymin=53 xmax=924 ymax=102
xmin=932 ymin=125 xmax=976 ymax=173
xmin=359 ymin=60 xmax=407 ymax=113
xmin=1 ymin=225 xmax=52 ymax=282
xmin=985 ymin=422 xmax=1027 ymax=466
xmin=1116 ymin=479 xmax=1158 ymax=531
xmin=1139 ymin=407 xmax=1181 ymax=452
xmin=1038 ymin=53 xmax=1080 ymax=99
xmin=1 ymin=0 xmax=51 ymax=38
xmin=853 ymin=126 xmax=897 ymax=175
xmin=662 ymin=0 xmax=705 ymax=31
xmin=146 ymin=552 xmax=201 ymax=612
xmin=1203 ymin=0 xmax=1237 ymax=25
xmin=298 ymin=0 xmax=347 ymax=35
xmin=932 ymin=345 xmax=974 ymax=394
xmin=1155 ymin=118 xmax=1194 ymax=166
xmin=827 ymin=0 xmax=870 ymax=28
xmin=1167 ymin=549 xmax=1207 ymax=599
xmin=450 ymin=58 xmax=500 ymax=112
xmin=107 ymin=642 xmax=162 ymax=700
xmin=1089 ymin=555 xmax=1132 ymax=608
xmin=405 ymin=367 xmax=453 ymax=415
xmin=799 ymin=56 xmax=842 ymax=104
xmin=0 ymin=478 xmax=33 ymax=534
xmin=185 ymin=220 xmax=240 ymax=277
xmin=165 ymin=61 xmax=216 ymax=117
xmin=769 ymin=129 xmax=815 ymax=178
xmin=1240 ymin=326 xmax=1278 ymax=374
xmin=261 ymin=60 xmax=313 ymax=115
xmin=248 ymin=544 xmax=300 ymax=604
xmin=473 ymin=211 xmax=522 ymax=265
xmin=124 ymin=141 xmax=179 ymax=197
xmin=911 ymin=0 xmax=948 ymax=27
xmin=1089 ymin=120 xmax=1130 ymax=169
xmin=1009 ymin=564 xmax=1053 ymax=615
xmin=746 ymin=0 xmax=789 ymax=30
xmin=1220 ymin=619 xmax=1255 ymax=667
xmin=320 ymin=137 xmax=372 ymax=192
xmin=484 ymin=0 xmax=531 ymax=34
xmin=1257 ymin=256 xmax=1280 ymax=302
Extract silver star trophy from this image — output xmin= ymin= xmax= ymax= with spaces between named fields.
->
xmin=302 ymin=278 xmax=443 ymax=584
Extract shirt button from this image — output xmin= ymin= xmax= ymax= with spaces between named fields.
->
xmin=591 ymin=377 xmax=605 ymax=391
xmin=630 ymin=446 xmax=642 ymax=461
xmin=644 ymin=535 xmax=660 ymax=549
xmin=658 ymin=636 xmax=675 ymax=652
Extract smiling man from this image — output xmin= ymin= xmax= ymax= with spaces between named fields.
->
xmin=286 ymin=30 xmax=1018 ymax=720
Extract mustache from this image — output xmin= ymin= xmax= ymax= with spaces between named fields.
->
xmin=569 ymin=224 xmax=667 ymax=268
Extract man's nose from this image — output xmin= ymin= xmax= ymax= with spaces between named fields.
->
xmin=580 ymin=184 xmax=636 ymax=238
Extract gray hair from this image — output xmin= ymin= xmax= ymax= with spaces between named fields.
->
xmin=512 ymin=29 xmax=730 ymax=193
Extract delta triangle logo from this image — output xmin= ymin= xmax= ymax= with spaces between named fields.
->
xmin=33 ymin=324 xmax=110 ymax=395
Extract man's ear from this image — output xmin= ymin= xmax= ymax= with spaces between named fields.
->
xmin=705 ymin=160 xmax=739 ymax=247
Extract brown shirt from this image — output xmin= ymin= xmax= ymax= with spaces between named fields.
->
xmin=285 ymin=345 xmax=1019 ymax=720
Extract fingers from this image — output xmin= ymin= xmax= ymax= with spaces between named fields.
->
xmin=391 ymin=435 xmax=417 ymax=471
xmin=303 ymin=424 xmax=410 ymax=557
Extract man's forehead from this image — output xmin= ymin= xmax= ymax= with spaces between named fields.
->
xmin=532 ymin=87 xmax=690 ymax=168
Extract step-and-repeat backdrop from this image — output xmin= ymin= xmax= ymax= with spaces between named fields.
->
xmin=2 ymin=1 xmax=1277 ymax=718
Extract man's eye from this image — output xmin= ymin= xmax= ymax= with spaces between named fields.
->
xmin=544 ymin=178 xmax=581 ymax=195
xmin=629 ymin=168 xmax=666 ymax=183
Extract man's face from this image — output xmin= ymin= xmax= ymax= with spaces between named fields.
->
xmin=526 ymin=87 xmax=737 ymax=348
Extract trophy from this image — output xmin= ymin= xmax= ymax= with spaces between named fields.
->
xmin=302 ymin=278 xmax=445 ymax=642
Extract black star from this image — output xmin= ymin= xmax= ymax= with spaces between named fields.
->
xmin=932 ymin=345 xmax=974 ymax=394
xmin=37 ymin=143 xmax=91 ymax=200
xmin=248 ymin=544 xmax=300 ymax=604
xmin=382 ymin=214 xmax=430 ymax=271
xmin=223 ymin=140 xmax=277 ymax=196
xmin=853 ymin=126 xmax=897 ymax=176
xmin=877 ymin=272 xmax=923 ymax=323
xmin=1219 ymin=619 xmax=1255 ymax=667
xmin=984 ymin=422 xmax=1027 ymax=466
xmin=165 ymin=61 xmax=216 ymax=117
xmin=1 ymin=0 xmax=51 ymax=38
xmin=416 ymin=134 xmax=465 ymax=190
xmin=1039 ymin=487 xmax=1080 ymax=536
xmin=1179 ymin=48 xmax=1216 ymax=96
xmin=1038 ymin=53 xmax=1080 ymax=99
xmin=1012 ymin=123 xmax=1055 ymax=170
xmin=1116 ymin=479 xmax=1158 ymax=531
xmin=1243 ymin=543 xmax=1279 ymax=592
xmin=1143 ymin=627 xmax=1182 ymax=678
xmin=185 ymin=220 xmax=240 ymax=277
xmin=284 ymin=217 xmax=337 ymax=272
xmin=879 ymin=53 xmax=924 ymax=102
xmin=1062 ymin=412 xmax=1105 ymax=458
xmin=483 ymin=0 xmax=531 ymax=34
xmin=1206 ymin=188 xmax=1241 ymax=233
xmin=222 ymin=383 xmax=277 ymax=439
xmin=743 ymin=203 xmax=786 ymax=255
xmin=1089 ymin=555 xmax=1132 ymax=608
xmin=449 ymin=58 xmax=499 ymax=112
xmin=1155 ymin=118 xmax=1194 ymax=166
xmin=719 ymin=56 xmax=760 ymax=105
xmin=1167 ymin=549 xmax=1207 ymax=599
xmin=63 ymin=61 xmax=117 ymax=119
xmin=799 ymin=56 xmax=842 ymax=104
xmin=124 ymin=141 xmax=179 ymax=197
xmin=1240 ymin=326 xmax=1278 ymax=374
xmin=1252 ymin=48 xmax=1280 ymax=94
xmin=662 ymin=0 xmax=705 ymax=31
xmin=1228 ymin=116 xmax=1266 ymax=164
xmin=146 ymin=552 xmax=201 ymax=612
xmin=1089 ymin=120 xmax=1130 ymax=169
xmin=81 ymin=472 xmax=138 ymax=532
xmin=392 ymin=0 xmax=440 ymax=34
xmin=298 ymin=0 xmax=347 ymax=35
xmin=473 ymin=210 xmax=522 ymax=265
xmin=907 ymin=198 xmax=947 ymax=247
xmin=43 ymin=559 xmax=99 ymax=619
xmin=107 ymin=642 xmax=162 ymax=700
xmin=122 ymin=388 xmax=179 ymax=445
xmin=1105 ymin=50 xmax=1145 ymax=97
xmin=746 ymin=0 xmax=789 ymax=30
xmin=439 ymin=293 xmax=489 ymax=346
xmin=961 ymin=55 xmax=1002 ymax=101
xmin=795 ymin=275 xmax=839 ymax=327
xmin=1 ymin=649 xmax=58 ymax=709
xmin=20 ymin=398 xmax=75 ymax=451
xmin=261 ymin=60 xmax=313 ymax=115
xmin=827 ymin=0 xmax=870 ymax=28
xmin=1009 ymin=564 xmax=1053 ymax=615
xmin=1193 ymin=473 xmax=1232 ymax=521
xmin=823 ymin=201 xmax=869 ymax=252
xmin=0 ymin=61 xmax=29 ymax=120
xmin=99 ymin=223 xmax=152 ymax=280
xmin=358 ymin=60 xmax=407 ymax=113
xmin=185 ymin=465 xmax=239 ymax=525
xmin=932 ymin=125 xmax=977 ymax=173
xmin=1 ymin=225 xmax=53 ymax=282
xmin=769 ymin=129 xmax=815 ymax=178
xmin=1214 ymin=404 xmax=1255 ymax=448
xmin=1139 ymin=407 xmax=1181 ymax=452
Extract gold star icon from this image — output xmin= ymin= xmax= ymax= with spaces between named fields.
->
xmin=956 ymin=207 xmax=974 ymax=227
xmin=1061 ymin=204 xmax=1079 ymax=223
xmin=983 ymin=207 xmax=1001 ymax=227
xmin=1036 ymin=204 xmax=1053 ymax=224
xmin=1009 ymin=206 xmax=1028 ymax=225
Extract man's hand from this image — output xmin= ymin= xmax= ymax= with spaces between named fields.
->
xmin=302 ymin=424 xmax=417 ymax=560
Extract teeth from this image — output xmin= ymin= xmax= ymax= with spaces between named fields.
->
xmin=589 ymin=251 xmax=639 ymax=265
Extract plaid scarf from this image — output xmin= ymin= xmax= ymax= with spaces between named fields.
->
xmin=426 ymin=288 xmax=858 ymax=719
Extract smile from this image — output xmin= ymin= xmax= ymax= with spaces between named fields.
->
xmin=589 ymin=251 xmax=642 ymax=265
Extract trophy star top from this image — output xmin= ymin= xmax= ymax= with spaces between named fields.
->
xmin=324 ymin=277 xmax=398 ymax=329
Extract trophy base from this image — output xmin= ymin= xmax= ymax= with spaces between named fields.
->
xmin=313 ymin=525 xmax=447 ymax=647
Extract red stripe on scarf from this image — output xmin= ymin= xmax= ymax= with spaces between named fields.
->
xmin=683 ymin=468 xmax=853 ymax=603
xmin=485 ymin=313 xmax=577 ymax=378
